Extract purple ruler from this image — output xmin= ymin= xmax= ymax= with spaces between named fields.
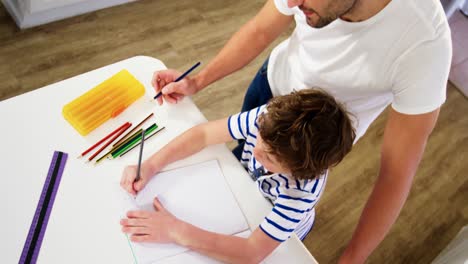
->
xmin=19 ymin=151 xmax=68 ymax=264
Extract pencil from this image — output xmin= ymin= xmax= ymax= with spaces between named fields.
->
xmin=153 ymin=62 xmax=201 ymax=100
xmin=135 ymin=129 xmax=146 ymax=182
xmin=78 ymin=122 xmax=129 ymax=158
xmin=119 ymin=127 xmax=166 ymax=158
xmin=110 ymin=124 xmax=158 ymax=158
xmin=87 ymin=122 xmax=132 ymax=162
xmin=94 ymin=128 xmax=143 ymax=164
xmin=112 ymin=128 xmax=143 ymax=152
xmin=113 ymin=113 xmax=154 ymax=147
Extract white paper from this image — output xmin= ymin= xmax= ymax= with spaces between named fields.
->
xmin=121 ymin=160 xmax=249 ymax=264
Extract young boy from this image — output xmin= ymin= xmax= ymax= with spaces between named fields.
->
xmin=120 ymin=89 xmax=355 ymax=263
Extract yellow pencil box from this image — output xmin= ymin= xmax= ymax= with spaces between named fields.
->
xmin=62 ymin=69 xmax=145 ymax=136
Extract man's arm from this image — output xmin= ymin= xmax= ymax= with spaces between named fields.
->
xmin=339 ymin=107 xmax=440 ymax=263
xmin=154 ymin=0 xmax=293 ymax=104
xmin=193 ymin=0 xmax=293 ymax=90
xmin=122 ymin=198 xmax=281 ymax=264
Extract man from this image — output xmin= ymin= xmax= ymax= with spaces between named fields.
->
xmin=151 ymin=0 xmax=452 ymax=262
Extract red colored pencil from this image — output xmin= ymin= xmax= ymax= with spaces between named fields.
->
xmin=87 ymin=122 xmax=132 ymax=162
xmin=79 ymin=122 xmax=130 ymax=158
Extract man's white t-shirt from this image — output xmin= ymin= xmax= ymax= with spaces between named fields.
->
xmin=269 ymin=0 xmax=452 ymax=140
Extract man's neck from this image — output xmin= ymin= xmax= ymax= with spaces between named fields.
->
xmin=340 ymin=0 xmax=392 ymax=22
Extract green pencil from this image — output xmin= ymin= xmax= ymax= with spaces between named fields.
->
xmin=94 ymin=128 xmax=143 ymax=164
xmin=119 ymin=127 xmax=166 ymax=158
xmin=111 ymin=128 xmax=143 ymax=152
xmin=110 ymin=124 xmax=158 ymax=158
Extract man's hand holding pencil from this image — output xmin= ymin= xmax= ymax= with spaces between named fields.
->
xmin=151 ymin=62 xmax=201 ymax=105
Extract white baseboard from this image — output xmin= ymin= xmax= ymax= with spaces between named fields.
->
xmin=432 ymin=226 xmax=468 ymax=264
xmin=2 ymin=0 xmax=135 ymax=29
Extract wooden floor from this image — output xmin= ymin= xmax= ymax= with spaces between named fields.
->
xmin=1 ymin=0 xmax=467 ymax=263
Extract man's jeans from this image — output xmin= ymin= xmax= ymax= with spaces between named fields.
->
xmin=232 ymin=58 xmax=273 ymax=160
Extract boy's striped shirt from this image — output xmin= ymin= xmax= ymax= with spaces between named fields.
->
xmin=228 ymin=105 xmax=327 ymax=242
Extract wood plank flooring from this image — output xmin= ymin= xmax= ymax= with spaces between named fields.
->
xmin=1 ymin=0 xmax=467 ymax=263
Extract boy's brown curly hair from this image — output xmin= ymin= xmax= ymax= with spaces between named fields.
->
xmin=258 ymin=89 xmax=356 ymax=180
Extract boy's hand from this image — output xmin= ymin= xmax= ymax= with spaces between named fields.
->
xmin=120 ymin=197 xmax=182 ymax=243
xmin=151 ymin=69 xmax=198 ymax=105
xmin=120 ymin=164 xmax=152 ymax=195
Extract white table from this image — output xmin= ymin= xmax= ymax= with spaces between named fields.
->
xmin=0 ymin=56 xmax=318 ymax=263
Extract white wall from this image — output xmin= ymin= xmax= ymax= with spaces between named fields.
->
xmin=2 ymin=0 xmax=136 ymax=29
xmin=8 ymin=0 xmax=24 ymax=13
xmin=30 ymin=0 xmax=88 ymax=13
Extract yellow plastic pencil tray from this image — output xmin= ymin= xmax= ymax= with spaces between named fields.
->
xmin=62 ymin=69 xmax=145 ymax=136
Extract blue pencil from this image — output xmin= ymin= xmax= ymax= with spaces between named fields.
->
xmin=153 ymin=61 xmax=201 ymax=100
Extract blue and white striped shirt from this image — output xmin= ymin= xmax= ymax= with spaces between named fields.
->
xmin=228 ymin=105 xmax=327 ymax=242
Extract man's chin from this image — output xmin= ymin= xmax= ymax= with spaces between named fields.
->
xmin=305 ymin=17 xmax=317 ymax=27
xmin=306 ymin=17 xmax=334 ymax=29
